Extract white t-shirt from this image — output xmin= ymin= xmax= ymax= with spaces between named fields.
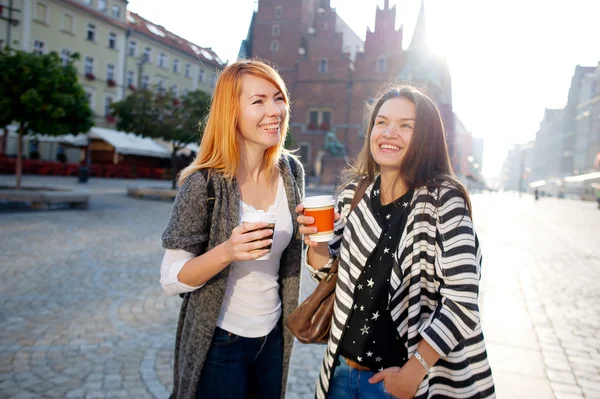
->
xmin=159 ymin=175 xmax=292 ymax=338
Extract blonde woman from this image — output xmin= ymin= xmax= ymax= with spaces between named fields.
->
xmin=160 ymin=59 xmax=304 ymax=399
xmin=298 ymin=86 xmax=494 ymax=398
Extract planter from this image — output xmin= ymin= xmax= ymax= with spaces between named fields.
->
xmin=85 ymin=72 xmax=96 ymax=81
xmin=107 ymin=79 xmax=116 ymax=87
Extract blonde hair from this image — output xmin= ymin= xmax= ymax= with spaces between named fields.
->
xmin=179 ymin=59 xmax=291 ymax=184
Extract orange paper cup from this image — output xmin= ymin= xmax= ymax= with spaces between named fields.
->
xmin=303 ymin=195 xmax=335 ymax=242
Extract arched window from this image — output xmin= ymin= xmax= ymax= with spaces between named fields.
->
xmin=319 ymin=59 xmax=328 ymax=74
xmin=377 ymin=56 xmax=387 ymax=73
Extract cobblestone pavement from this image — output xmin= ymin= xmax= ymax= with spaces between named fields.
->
xmin=1 ymin=176 xmax=599 ymax=398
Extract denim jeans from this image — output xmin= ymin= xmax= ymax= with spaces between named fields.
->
xmin=327 ymin=356 xmax=400 ymax=399
xmin=196 ymin=325 xmax=283 ymax=399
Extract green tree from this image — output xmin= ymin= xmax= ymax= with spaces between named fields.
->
xmin=0 ymin=48 xmax=93 ymax=188
xmin=111 ymin=88 xmax=211 ymax=188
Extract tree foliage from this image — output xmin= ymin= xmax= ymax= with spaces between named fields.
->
xmin=111 ymin=88 xmax=211 ymax=150
xmin=0 ymin=48 xmax=94 ymax=188
xmin=111 ymin=88 xmax=212 ymax=187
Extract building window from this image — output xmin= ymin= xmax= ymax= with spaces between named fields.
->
xmin=128 ymin=41 xmax=136 ymax=57
xmin=272 ymin=24 xmax=280 ymax=36
xmin=84 ymin=56 xmax=94 ymax=74
xmin=198 ymin=69 xmax=205 ymax=82
xmin=299 ymin=143 xmax=310 ymax=163
xmin=33 ymin=40 xmax=45 ymax=55
xmin=104 ymin=96 xmax=113 ymax=116
xmin=143 ymin=47 xmax=151 ymax=62
xmin=62 ymin=14 xmax=74 ymax=33
xmin=98 ymin=0 xmax=107 ymax=11
xmin=35 ymin=3 xmax=48 ymax=23
xmin=308 ymin=109 xmax=333 ymax=129
xmin=275 ymin=6 xmax=282 ymax=18
xmin=319 ymin=59 xmax=328 ymax=73
xmin=127 ymin=70 xmax=135 ymax=86
xmin=173 ymin=59 xmax=179 ymax=73
xmin=171 ymin=85 xmax=178 ymax=96
xmin=158 ymin=52 xmax=167 ymax=68
xmin=322 ymin=111 xmax=332 ymax=126
xmin=111 ymin=5 xmax=120 ymax=18
xmin=84 ymin=91 xmax=94 ymax=109
xmin=271 ymin=40 xmax=279 ymax=52
xmin=108 ymin=32 xmax=116 ymax=49
xmin=142 ymin=75 xmax=150 ymax=89
xmin=86 ymin=24 xmax=96 ymax=41
xmin=106 ymin=64 xmax=115 ymax=81
xmin=210 ymin=74 xmax=216 ymax=88
xmin=376 ymin=56 xmax=387 ymax=73
xmin=60 ymin=48 xmax=72 ymax=66
xmin=309 ymin=111 xmax=319 ymax=126
xmin=157 ymin=80 xmax=165 ymax=94
xmin=185 ymin=63 xmax=191 ymax=78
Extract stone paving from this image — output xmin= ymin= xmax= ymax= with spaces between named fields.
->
xmin=0 ymin=176 xmax=599 ymax=398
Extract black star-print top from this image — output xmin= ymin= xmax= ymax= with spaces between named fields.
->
xmin=339 ymin=176 xmax=413 ymax=372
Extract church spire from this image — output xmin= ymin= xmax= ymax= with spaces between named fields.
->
xmin=384 ymin=0 xmax=389 ymax=9
xmin=409 ymin=0 xmax=427 ymax=49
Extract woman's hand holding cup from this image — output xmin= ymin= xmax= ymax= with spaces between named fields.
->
xmin=296 ymin=202 xmax=340 ymax=248
xmin=224 ymin=222 xmax=273 ymax=262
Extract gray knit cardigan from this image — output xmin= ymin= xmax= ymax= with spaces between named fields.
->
xmin=161 ymin=156 xmax=305 ymax=399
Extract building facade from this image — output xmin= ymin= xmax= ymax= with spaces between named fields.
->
xmin=501 ymin=141 xmax=534 ymax=192
xmin=240 ymin=0 xmax=456 ymax=178
xmin=531 ymin=64 xmax=600 ymax=183
xmin=0 ymin=0 xmax=225 ymax=127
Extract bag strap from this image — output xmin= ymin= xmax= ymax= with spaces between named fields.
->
xmin=350 ymin=176 xmax=369 ymax=213
xmin=287 ymin=154 xmax=297 ymax=179
xmin=328 ymin=178 xmax=369 ymax=275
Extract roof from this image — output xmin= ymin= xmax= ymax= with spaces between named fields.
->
xmin=127 ymin=12 xmax=226 ymax=69
xmin=89 ymin=127 xmax=171 ymax=158
xmin=335 ymin=14 xmax=364 ymax=61
xmin=62 ymin=0 xmax=128 ymax=30
xmin=409 ymin=0 xmax=427 ymax=50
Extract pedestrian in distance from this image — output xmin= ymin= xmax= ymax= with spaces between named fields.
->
xmin=535 ymin=188 xmax=540 ymax=201
xmin=160 ymin=59 xmax=304 ymax=399
xmin=297 ymin=86 xmax=495 ymax=399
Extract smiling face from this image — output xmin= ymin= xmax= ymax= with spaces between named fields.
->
xmin=369 ymin=96 xmax=416 ymax=174
xmin=237 ymin=74 xmax=288 ymax=152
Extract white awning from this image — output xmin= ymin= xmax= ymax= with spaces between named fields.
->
xmin=89 ymin=127 xmax=171 ymax=159
xmin=564 ymin=171 xmax=600 ymax=183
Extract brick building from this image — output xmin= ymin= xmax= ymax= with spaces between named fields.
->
xmin=240 ymin=0 xmax=456 ymax=179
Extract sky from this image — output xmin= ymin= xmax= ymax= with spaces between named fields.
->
xmin=127 ymin=0 xmax=600 ymax=178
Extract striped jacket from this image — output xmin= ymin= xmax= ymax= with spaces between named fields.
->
xmin=307 ymin=179 xmax=495 ymax=399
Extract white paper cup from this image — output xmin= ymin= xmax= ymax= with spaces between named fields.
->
xmin=241 ymin=210 xmax=276 ymax=260
xmin=303 ymin=195 xmax=335 ymax=242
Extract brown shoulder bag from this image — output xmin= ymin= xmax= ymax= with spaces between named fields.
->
xmin=286 ymin=178 xmax=369 ymax=344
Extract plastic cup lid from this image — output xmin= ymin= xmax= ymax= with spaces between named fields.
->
xmin=241 ymin=210 xmax=277 ymax=223
xmin=303 ymin=195 xmax=335 ymax=208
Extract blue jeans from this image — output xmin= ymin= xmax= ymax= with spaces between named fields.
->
xmin=327 ymin=356 xmax=400 ymax=399
xmin=196 ymin=325 xmax=283 ymax=399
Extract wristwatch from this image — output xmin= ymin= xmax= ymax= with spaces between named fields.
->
xmin=413 ymin=350 xmax=431 ymax=374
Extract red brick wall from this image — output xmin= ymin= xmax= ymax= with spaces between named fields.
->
xmin=250 ymin=0 xmax=454 ymax=176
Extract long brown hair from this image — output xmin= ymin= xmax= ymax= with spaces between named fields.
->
xmin=179 ymin=59 xmax=291 ymax=184
xmin=344 ymin=85 xmax=472 ymax=217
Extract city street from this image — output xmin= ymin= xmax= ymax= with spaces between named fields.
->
xmin=1 ymin=176 xmax=599 ymax=399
